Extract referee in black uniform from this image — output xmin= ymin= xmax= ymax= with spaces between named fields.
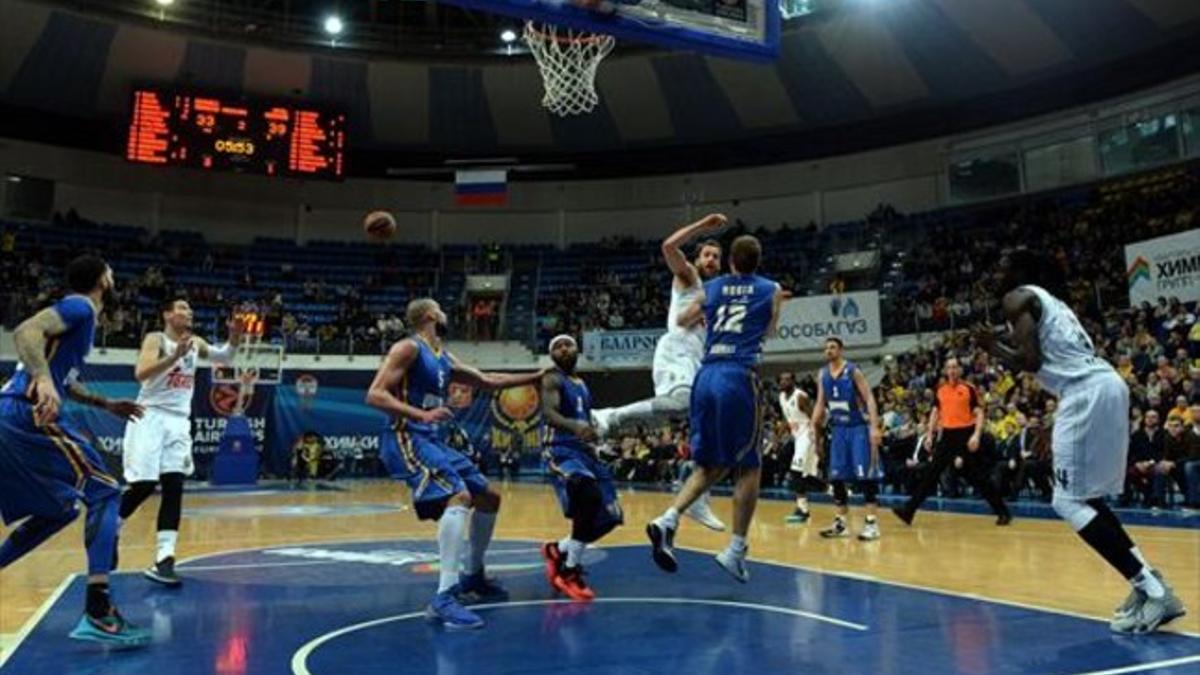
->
xmin=893 ymin=356 xmax=1012 ymax=526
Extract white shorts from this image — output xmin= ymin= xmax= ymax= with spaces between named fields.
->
xmin=1051 ymin=371 xmax=1129 ymax=500
xmin=789 ymin=430 xmax=818 ymax=476
xmin=652 ymin=340 xmax=701 ymax=398
xmin=123 ymin=408 xmax=194 ymax=482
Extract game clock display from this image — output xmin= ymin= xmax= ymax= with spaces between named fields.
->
xmin=126 ymin=89 xmax=346 ymax=180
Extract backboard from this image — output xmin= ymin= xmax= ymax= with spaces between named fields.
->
xmin=445 ymin=0 xmax=781 ymax=61
xmin=211 ymin=311 xmax=284 ymax=388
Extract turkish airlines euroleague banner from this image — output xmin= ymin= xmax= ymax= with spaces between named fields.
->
xmin=1125 ymin=229 xmax=1200 ymax=306
xmin=0 ymin=360 xmax=539 ymax=478
xmin=192 ymin=368 xmax=275 ymax=458
xmin=0 ymin=363 xmax=276 ymax=476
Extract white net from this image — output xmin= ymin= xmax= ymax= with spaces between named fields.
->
xmin=524 ymin=21 xmax=615 ymax=117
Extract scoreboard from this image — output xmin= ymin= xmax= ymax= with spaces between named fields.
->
xmin=126 ymin=89 xmax=346 ymax=180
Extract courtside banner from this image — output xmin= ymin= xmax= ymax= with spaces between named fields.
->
xmin=582 ymin=329 xmax=664 ymax=366
xmin=766 ymin=290 xmax=883 ymax=352
xmin=1125 ymin=229 xmax=1200 ymax=306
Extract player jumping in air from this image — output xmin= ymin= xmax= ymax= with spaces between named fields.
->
xmin=592 ymin=213 xmax=729 ymax=531
xmin=645 ymin=235 xmax=782 ymax=582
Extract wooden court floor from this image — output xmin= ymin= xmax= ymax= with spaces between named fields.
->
xmin=1 ymin=480 xmax=1197 ymax=644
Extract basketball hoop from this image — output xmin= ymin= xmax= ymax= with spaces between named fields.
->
xmin=524 ymin=21 xmax=615 ymax=116
xmin=212 ymin=311 xmax=284 ymax=416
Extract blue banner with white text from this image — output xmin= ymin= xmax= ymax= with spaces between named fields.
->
xmin=0 ymin=361 xmax=542 ymax=481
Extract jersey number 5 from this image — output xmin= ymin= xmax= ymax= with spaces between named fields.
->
xmin=713 ymin=304 xmax=747 ymax=334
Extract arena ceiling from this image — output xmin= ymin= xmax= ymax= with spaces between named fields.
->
xmin=2 ymin=0 xmax=1200 ymax=176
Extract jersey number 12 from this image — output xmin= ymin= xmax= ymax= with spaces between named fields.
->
xmin=713 ymin=304 xmax=747 ymax=334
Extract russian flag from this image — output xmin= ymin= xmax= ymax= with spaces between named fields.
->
xmin=455 ymin=169 xmax=508 ymax=206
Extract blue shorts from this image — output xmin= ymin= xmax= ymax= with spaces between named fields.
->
xmin=689 ymin=362 xmax=762 ymax=469
xmin=544 ymin=443 xmax=622 ymax=529
xmin=827 ymin=425 xmax=881 ymax=482
xmin=380 ymin=428 xmax=489 ymax=520
xmin=0 ymin=397 xmax=120 ymax=525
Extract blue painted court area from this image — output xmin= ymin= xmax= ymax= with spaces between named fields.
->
xmin=3 ymin=540 xmax=1197 ymax=674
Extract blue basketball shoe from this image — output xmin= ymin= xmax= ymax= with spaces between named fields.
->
xmin=426 ymin=590 xmax=485 ymax=630
xmin=68 ymin=611 xmax=152 ymax=648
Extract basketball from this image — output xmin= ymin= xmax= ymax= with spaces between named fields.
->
xmin=363 ymin=210 xmax=397 ymax=241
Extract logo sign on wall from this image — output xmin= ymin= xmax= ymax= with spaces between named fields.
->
xmin=766 ymin=290 xmax=883 ymax=352
xmin=195 ymin=369 xmax=272 ymax=456
xmin=489 ymin=384 xmax=542 ymax=453
xmin=1125 ymin=229 xmax=1200 ymax=306
xmin=295 ymin=374 xmax=319 ymax=411
xmin=582 ymin=291 xmax=883 ymax=362
xmin=582 ymin=329 xmax=664 ymax=367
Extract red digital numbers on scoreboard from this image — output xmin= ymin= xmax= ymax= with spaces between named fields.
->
xmin=126 ymin=89 xmax=346 ymax=180
xmin=288 ymin=110 xmax=347 ymax=178
xmin=126 ymin=91 xmax=171 ymax=164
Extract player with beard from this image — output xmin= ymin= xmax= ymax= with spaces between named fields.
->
xmin=592 ymin=213 xmax=727 ymax=531
xmin=646 ymin=235 xmax=783 ymax=582
xmin=367 ymin=298 xmax=546 ymax=629
xmin=539 ymin=335 xmax=623 ymax=601
xmin=0 ymin=255 xmax=150 ymax=646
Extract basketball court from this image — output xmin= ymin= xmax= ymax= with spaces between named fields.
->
xmin=2 ymin=0 xmax=1200 ymax=672
xmin=1 ymin=483 xmax=1197 ymax=673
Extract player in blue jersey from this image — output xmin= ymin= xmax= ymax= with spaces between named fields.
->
xmin=0 ymin=255 xmax=151 ymax=648
xmin=811 ymin=337 xmax=884 ymax=541
xmin=366 ymin=298 xmax=546 ymax=629
xmin=539 ymin=334 xmax=623 ymax=602
xmin=646 ymin=235 xmax=783 ymax=582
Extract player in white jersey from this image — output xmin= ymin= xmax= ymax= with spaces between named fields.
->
xmin=778 ymin=372 xmax=820 ymax=523
xmin=591 ymin=213 xmax=727 ymax=531
xmin=118 ymin=298 xmax=242 ymax=586
xmin=977 ymin=249 xmax=1185 ymax=634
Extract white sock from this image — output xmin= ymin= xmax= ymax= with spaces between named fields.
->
xmin=796 ymin=497 xmax=809 ymax=511
xmin=437 ymin=505 xmax=469 ymax=593
xmin=563 ymin=538 xmax=585 ymax=569
xmin=659 ymin=507 xmax=681 ymax=530
xmin=1131 ymin=546 xmax=1152 ymax=570
xmin=156 ymin=530 xmax=178 ymax=563
xmin=1133 ymin=566 xmax=1166 ymax=599
xmin=464 ymin=510 xmax=497 ymax=575
xmin=611 ymin=392 xmax=688 ymax=427
xmin=865 ymin=515 xmax=878 ymax=524
xmin=610 ymin=400 xmax=653 ymax=427
xmin=730 ymin=534 xmax=748 ymax=553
